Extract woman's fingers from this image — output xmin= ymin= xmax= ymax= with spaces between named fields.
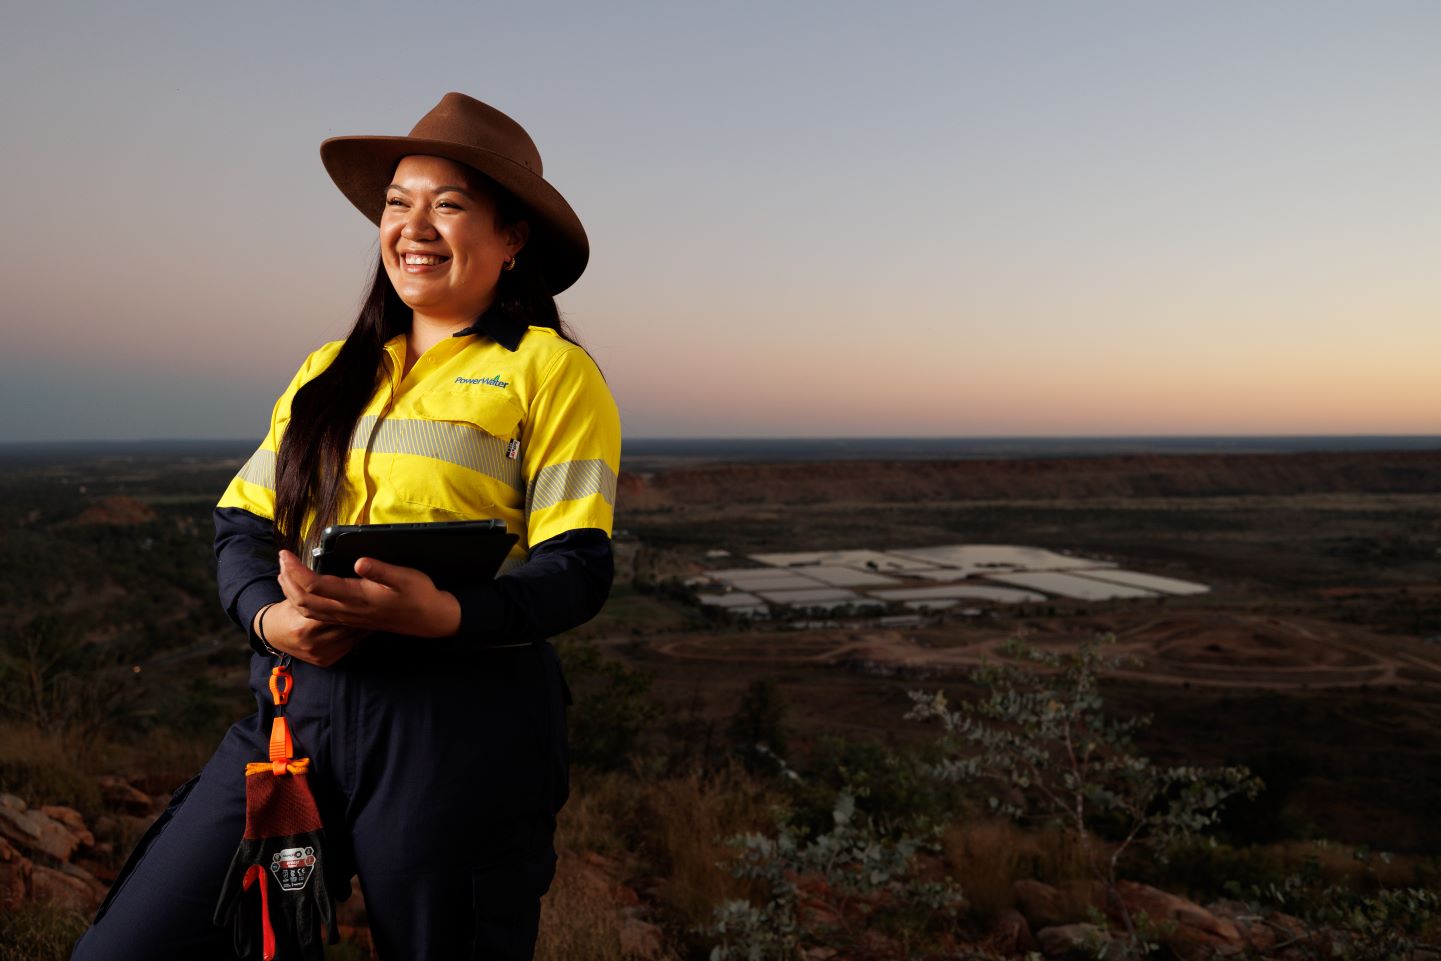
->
xmin=278 ymin=550 xmax=370 ymax=620
xmin=278 ymin=552 xmax=457 ymax=637
xmin=277 ymin=550 xmax=319 ymax=606
xmin=352 ymin=556 xmax=410 ymax=589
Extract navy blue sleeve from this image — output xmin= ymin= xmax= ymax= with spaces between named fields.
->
xmin=213 ymin=506 xmax=285 ymax=655
xmin=451 ymin=528 xmax=614 ymax=643
xmin=216 ymin=509 xmax=612 ymax=648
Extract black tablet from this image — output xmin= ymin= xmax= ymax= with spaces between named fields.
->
xmin=310 ymin=520 xmax=518 ymax=591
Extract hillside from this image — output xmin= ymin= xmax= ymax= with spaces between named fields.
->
xmin=618 ymin=450 xmax=1441 ymax=508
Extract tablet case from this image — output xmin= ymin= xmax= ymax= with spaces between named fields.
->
xmin=311 ymin=521 xmax=518 ymax=592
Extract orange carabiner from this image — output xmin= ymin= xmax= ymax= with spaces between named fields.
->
xmin=268 ymin=665 xmax=292 ymax=707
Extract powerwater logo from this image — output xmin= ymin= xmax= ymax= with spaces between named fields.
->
xmin=455 ymin=374 xmax=510 ymax=388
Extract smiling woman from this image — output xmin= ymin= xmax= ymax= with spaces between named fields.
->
xmin=71 ymin=94 xmax=621 ymax=961
xmin=380 ymin=156 xmax=529 ymax=353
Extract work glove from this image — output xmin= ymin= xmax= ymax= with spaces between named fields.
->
xmin=214 ymin=764 xmax=338 ymax=961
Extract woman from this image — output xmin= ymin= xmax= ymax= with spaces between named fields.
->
xmin=72 ymin=93 xmax=620 ymax=960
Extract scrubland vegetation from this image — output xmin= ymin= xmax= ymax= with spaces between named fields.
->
xmin=3 ymin=448 xmax=1440 ymax=958
xmin=539 ymin=636 xmax=1441 ymax=960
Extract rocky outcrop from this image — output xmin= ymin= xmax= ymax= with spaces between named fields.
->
xmin=0 ymin=776 xmax=171 ymax=918
xmin=1 ymin=835 xmax=31 ymax=912
xmin=96 ymin=774 xmax=156 ymax=815
xmin=0 ymin=793 xmax=113 ymax=914
xmin=1107 ymin=880 xmax=1245 ymax=959
xmin=1013 ymin=878 xmax=1105 ymax=929
xmin=1012 ymin=877 xmax=1308 ymax=961
xmin=0 ymin=794 xmax=88 ymax=862
xmin=984 ymin=908 xmax=1039 ymax=954
xmin=1035 ymin=922 xmax=1125 ymax=959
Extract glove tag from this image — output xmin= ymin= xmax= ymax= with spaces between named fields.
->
xmin=270 ymin=845 xmax=318 ymax=892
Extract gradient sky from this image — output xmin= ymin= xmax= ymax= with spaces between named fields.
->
xmin=2 ymin=1 xmax=1437 ymax=441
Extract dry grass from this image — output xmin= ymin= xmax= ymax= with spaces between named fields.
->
xmin=0 ymin=903 xmax=90 ymax=961
xmin=0 ymin=721 xmax=103 ymax=815
xmin=636 ymin=766 xmax=776 ymax=930
xmin=556 ymin=768 xmax=644 ymax=858
xmin=0 ymin=719 xmax=221 ymax=825
xmin=546 ymin=764 xmax=777 ymax=953
xmin=102 ymin=725 xmax=219 ymax=786
xmin=941 ymin=818 xmax=1090 ymax=920
xmin=536 ymin=853 xmax=627 ymax=961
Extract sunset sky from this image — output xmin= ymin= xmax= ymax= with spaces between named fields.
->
xmin=2 ymin=2 xmax=1437 ymax=442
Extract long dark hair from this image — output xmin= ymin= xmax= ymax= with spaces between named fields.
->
xmin=273 ymin=175 xmax=576 ymax=554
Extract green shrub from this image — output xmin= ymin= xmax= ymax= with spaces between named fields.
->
xmin=555 ymin=639 xmax=660 ymax=771
xmin=1226 ymin=848 xmax=1441 ymax=961
xmin=788 ymin=735 xmax=957 ymax=842
xmin=709 ymin=790 xmax=960 ymax=960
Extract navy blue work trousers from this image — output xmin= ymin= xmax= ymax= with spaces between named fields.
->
xmin=71 ymin=639 xmax=570 ymax=961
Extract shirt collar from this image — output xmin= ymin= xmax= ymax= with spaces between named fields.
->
xmin=451 ymin=313 xmax=526 ymax=352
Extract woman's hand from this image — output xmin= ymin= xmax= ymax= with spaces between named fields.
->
xmin=254 ymin=600 xmax=368 ymax=668
xmin=276 ymin=549 xmax=462 ymax=639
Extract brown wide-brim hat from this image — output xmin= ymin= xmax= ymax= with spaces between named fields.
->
xmin=320 ymin=92 xmax=588 ymax=294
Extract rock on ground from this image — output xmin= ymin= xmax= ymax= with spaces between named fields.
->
xmin=0 ymin=793 xmax=87 ymax=862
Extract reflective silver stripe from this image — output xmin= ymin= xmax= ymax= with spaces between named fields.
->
xmin=357 ymin=415 xmax=522 ymax=490
xmin=526 ymin=458 xmax=617 ymax=514
xmin=235 ymin=448 xmax=276 ymax=491
xmin=351 ymin=413 xmax=382 ymax=452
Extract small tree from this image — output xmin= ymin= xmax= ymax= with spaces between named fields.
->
xmin=728 ymin=678 xmax=789 ymax=765
xmin=555 ymin=638 xmax=661 ymax=770
xmin=907 ymin=634 xmax=1261 ymax=951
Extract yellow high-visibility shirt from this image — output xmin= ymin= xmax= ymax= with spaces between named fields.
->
xmin=218 ymin=326 xmax=621 ymax=566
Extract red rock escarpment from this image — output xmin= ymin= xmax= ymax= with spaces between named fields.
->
xmin=619 ymin=450 xmax=1441 ymax=510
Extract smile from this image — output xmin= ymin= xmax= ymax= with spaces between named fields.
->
xmin=403 ymin=253 xmax=449 ymax=266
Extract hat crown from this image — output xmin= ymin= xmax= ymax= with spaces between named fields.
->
xmin=409 ymin=92 xmax=543 ymax=177
xmin=320 ymin=92 xmax=588 ymax=292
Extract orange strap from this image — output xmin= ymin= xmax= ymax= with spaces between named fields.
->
xmin=246 ymin=757 xmax=311 ymax=777
xmin=268 ymin=717 xmax=294 ymax=775
xmin=242 ymin=864 xmax=277 ymax=960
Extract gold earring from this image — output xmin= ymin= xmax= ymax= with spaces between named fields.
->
xmin=502 ymin=256 xmax=517 ymax=272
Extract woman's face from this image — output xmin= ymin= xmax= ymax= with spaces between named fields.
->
xmin=380 ymin=155 xmax=528 ymax=326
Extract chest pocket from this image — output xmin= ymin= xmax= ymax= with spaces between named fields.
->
xmin=381 ymin=385 xmax=526 ymax=516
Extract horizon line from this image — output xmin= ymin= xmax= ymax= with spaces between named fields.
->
xmin=2 ymin=432 xmax=1438 ymax=447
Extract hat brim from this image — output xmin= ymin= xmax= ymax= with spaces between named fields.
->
xmin=320 ymin=135 xmax=589 ymax=295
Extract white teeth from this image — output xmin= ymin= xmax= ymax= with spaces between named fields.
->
xmin=404 ymin=254 xmax=442 ymax=265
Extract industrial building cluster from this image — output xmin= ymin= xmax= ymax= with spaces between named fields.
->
xmin=687 ymin=545 xmax=1208 ymax=618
